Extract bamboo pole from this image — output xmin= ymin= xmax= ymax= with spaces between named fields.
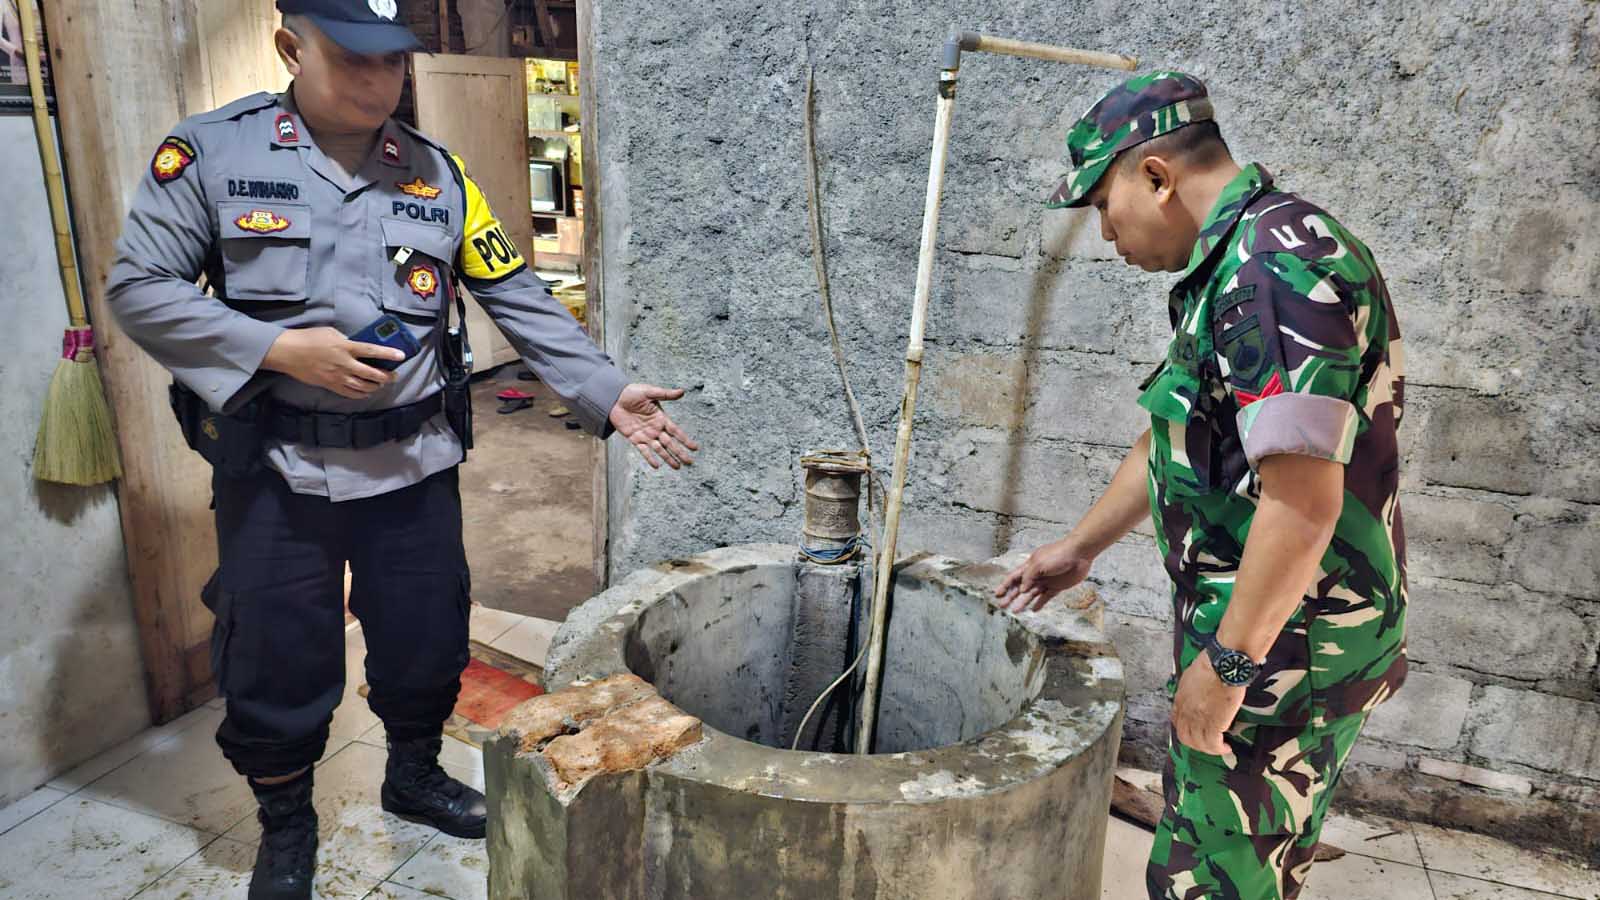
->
xmin=854 ymin=33 xmax=1137 ymax=755
xmin=854 ymin=67 xmax=959 ymax=754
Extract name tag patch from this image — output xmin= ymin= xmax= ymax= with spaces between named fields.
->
xmin=228 ymin=178 xmax=301 ymax=200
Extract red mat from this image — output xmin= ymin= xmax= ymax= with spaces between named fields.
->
xmin=454 ymin=657 xmax=544 ymax=730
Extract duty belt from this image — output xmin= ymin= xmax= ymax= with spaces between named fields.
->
xmin=263 ymin=393 xmax=445 ymax=450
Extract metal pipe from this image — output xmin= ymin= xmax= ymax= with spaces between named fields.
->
xmin=956 ymin=32 xmax=1137 ymax=70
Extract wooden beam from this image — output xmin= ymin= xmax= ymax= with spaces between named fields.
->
xmin=40 ymin=0 xmax=285 ymax=724
xmin=438 ymin=0 xmax=452 ymax=53
xmin=576 ymin=0 xmax=608 ymax=588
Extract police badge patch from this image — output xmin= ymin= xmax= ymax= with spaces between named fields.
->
xmin=396 ymin=177 xmax=442 ymax=199
xmin=407 ymin=264 xmax=439 ymax=299
xmin=151 ymin=136 xmax=197 ymax=184
xmin=234 ymin=210 xmax=293 ymax=234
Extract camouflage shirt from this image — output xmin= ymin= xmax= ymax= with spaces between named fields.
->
xmin=1141 ymin=163 xmax=1407 ymax=727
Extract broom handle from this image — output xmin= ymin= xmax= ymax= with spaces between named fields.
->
xmin=854 ymin=69 xmax=958 ymax=755
xmin=18 ymin=0 xmax=90 ymax=331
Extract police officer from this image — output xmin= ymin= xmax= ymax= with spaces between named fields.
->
xmin=996 ymin=73 xmax=1407 ymax=899
xmin=107 ymin=3 xmax=700 ymax=897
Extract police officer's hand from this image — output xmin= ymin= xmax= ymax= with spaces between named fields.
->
xmin=993 ymin=538 xmax=1094 ymax=613
xmin=609 ymin=384 xmax=700 ymax=470
xmin=262 ymin=327 xmax=403 ymax=399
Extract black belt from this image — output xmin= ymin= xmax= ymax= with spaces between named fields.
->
xmin=263 ymin=393 xmax=445 ymax=450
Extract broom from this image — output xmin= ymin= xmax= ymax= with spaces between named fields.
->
xmin=21 ymin=0 xmax=122 ymax=486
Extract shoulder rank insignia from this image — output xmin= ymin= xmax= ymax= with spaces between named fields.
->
xmin=383 ymin=137 xmax=402 ymax=164
xmin=396 ymin=177 xmax=442 ymax=200
xmin=407 ymin=264 xmax=439 ymax=299
xmin=151 ymin=136 xmax=197 ymax=184
xmin=275 ymin=113 xmax=299 ymax=144
xmin=234 ymin=209 xmax=292 ymax=234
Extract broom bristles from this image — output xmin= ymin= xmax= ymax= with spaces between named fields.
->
xmin=33 ymin=353 xmax=123 ymax=486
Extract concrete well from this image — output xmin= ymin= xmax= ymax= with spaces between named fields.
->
xmin=485 ymin=543 xmax=1125 ymax=900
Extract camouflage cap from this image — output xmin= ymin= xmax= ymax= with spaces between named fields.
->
xmin=1045 ymin=71 xmax=1214 ymax=209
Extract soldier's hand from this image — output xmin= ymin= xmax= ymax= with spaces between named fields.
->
xmin=993 ymin=538 xmax=1094 ymax=613
xmin=1172 ymin=653 xmax=1246 ymax=755
xmin=262 ymin=327 xmax=403 ymax=399
xmin=608 ymin=384 xmax=700 ymax=470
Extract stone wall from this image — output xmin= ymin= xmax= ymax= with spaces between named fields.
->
xmin=587 ymin=0 xmax=1600 ymax=851
xmin=0 ymin=116 xmax=150 ymax=804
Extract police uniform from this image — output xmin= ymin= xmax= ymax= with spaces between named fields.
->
xmin=110 ymin=83 xmax=625 ymax=779
xmin=1048 ymin=73 xmax=1407 ymax=899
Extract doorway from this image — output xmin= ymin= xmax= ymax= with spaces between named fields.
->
xmin=404 ymin=1 xmax=601 ymax=624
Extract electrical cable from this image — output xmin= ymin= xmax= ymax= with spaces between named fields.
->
xmin=790 ymin=67 xmax=885 ymax=753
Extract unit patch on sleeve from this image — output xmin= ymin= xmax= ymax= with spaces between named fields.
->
xmin=396 ymin=177 xmax=442 ymax=200
xmin=407 ymin=264 xmax=439 ymax=299
xmin=234 ymin=209 xmax=292 ymax=234
xmin=150 ymin=136 xmax=198 ymax=184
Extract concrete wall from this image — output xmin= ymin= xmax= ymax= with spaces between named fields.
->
xmin=0 ymin=116 xmax=150 ymax=804
xmin=589 ymin=0 xmax=1600 ymax=847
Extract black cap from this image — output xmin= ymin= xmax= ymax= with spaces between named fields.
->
xmin=277 ymin=0 xmax=421 ymax=54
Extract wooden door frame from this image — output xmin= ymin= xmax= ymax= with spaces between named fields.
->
xmin=40 ymin=0 xmax=286 ymax=724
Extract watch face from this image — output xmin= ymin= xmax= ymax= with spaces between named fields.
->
xmin=1214 ymin=651 xmax=1256 ymax=686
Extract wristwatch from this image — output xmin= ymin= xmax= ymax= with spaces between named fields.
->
xmin=1204 ymin=634 xmax=1259 ymax=687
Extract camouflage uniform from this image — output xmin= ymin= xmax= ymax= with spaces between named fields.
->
xmin=1047 ymin=74 xmax=1408 ymax=899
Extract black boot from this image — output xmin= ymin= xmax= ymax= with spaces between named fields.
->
xmin=247 ymin=770 xmax=317 ymax=900
xmin=380 ymin=734 xmax=487 ymax=839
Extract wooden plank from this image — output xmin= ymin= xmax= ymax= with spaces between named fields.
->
xmin=438 ymin=0 xmax=452 ymax=53
xmin=576 ymin=0 xmax=609 ymax=588
xmin=42 ymin=0 xmax=285 ymax=723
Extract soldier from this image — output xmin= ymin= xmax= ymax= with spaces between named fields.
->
xmin=106 ymin=2 xmax=700 ymax=897
xmin=996 ymin=72 xmax=1407 ymax=899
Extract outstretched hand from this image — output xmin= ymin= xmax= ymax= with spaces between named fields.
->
xmin=993 ymin=538 xmax=1095 ymax=613
xmin=609 ymin=383 xmax=700 ymax=470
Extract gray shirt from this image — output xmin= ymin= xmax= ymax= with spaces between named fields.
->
xmin=108 ymin=91 xmax=626 ymax=501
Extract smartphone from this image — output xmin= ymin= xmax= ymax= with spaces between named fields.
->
xmin=348 ymin=314 xmax=422 ymax=371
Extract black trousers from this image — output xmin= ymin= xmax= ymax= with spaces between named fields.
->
xmin=204 ymin=466 xmax=470 ymax=778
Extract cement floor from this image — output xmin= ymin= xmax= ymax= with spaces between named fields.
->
xmin=0 ymin=611 xmax=1593 ymax=900
xmin=459 ymin=364 xmax=596 ymax=623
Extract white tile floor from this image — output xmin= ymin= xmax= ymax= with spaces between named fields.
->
xmin=1 ymin=608 xmax=1595 ymax=900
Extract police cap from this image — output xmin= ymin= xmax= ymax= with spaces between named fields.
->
xmin=277 ymin=0 xmax=421 ymax=55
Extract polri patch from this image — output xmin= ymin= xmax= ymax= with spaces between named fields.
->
xmin=151 ymin=136 xmax=197 ymax=184
xmin=396 ymin=177 xmax=442 ymax=200
xmin=234 ymin=209 xmax=292 ymax=234
xmin=407 ymin=264 xmax=439 ymax=299
xmin=275 ymin=114 xmax=299 ymax=144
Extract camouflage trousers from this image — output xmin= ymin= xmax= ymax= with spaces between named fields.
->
xmin=1145 ymin=711 xmax=1370 ymax=900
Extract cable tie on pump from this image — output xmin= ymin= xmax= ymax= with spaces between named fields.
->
xmin=799 ymin=532 xmax=868 ymax=565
